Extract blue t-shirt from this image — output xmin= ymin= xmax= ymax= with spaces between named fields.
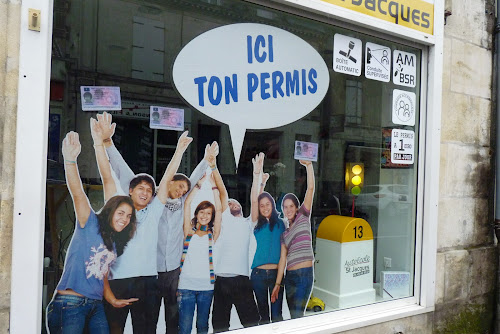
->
xmin=56 ymin=211 xmax=116 ymax=300
xmin=251 ymin=219 xmax=285 ymax=269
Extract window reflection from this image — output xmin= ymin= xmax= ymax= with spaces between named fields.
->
xmin=44 ymin=0 xmax=421 ymax=331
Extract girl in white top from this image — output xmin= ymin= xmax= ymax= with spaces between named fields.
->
xmin=178 ymin=173 xmax=222 ymax=334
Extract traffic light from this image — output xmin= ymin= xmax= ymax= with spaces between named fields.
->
xmin=345 ymin=163 xmax=364 ymax=196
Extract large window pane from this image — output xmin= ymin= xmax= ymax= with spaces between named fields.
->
xmin=44 ymin=0 xmax=422 ymax=331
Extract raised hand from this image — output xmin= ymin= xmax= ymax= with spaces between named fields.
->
xmin=301 ymin=159 xmax=315 ymax=211
xmin=176 ymin=131 xmax=193 ymax=153
xmin=62 ymin=131 xmax=91 ymax=226
xmin=62 ymin=131 xmax=81 ymax=162
xmin=252 ymin=152 xmax=265 ymax=174
xmin=95 ymin=112 xmax=116 ymax=141
xmin=90 ymin=118 xmax=104 ymax=145
xmin=262 ymin=173 xmax=270 ymax=184
xmin=204 ymin=141 xmax=219 ymax=166
xmin=299 ymin=160 xmax=312 ymax=167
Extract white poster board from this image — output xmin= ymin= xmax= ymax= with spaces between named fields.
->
xmin=391 ymin=129 xmax=415 ymax=164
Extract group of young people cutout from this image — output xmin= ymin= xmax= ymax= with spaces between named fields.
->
xmin=46 ymin=112 xmax=316 ymax=334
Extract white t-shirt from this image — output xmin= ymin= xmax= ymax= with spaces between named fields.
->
xmin=178 ymin=234 xmax=214 ymax=291
xmin=109 ymin=196 xmax=164 ymax=279
xmin=213 ymin=209 xmax=256 ymax=277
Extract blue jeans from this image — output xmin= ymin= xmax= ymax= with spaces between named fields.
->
xmin=177 ymin=289 xmax=214 ymax=334
xmin=284 ymin=267 xmax=314 ymax=319
xmin=46 ymin=294 xmax=109 ymax=334
xmin=251 ymin=268 xmax=283 ymax=324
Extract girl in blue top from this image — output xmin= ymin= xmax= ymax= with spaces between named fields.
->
xmin=250 ymin=153 xmax=286 ymax=324
xmin=46 ymin=132 xmax=138 ymax=334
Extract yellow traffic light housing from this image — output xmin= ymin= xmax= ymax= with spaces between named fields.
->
xmin=345 ymin=163 xmax=364 ymax=196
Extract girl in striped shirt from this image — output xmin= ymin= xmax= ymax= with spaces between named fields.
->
xmin=271 ymin=160 xmax=315 ymax=319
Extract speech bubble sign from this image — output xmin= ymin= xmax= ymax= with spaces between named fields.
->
xmin=173 ymin=23 xmax=329 ymax=166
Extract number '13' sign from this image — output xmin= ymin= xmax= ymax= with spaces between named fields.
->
xmin=353 ymin=226 xmax=364 ymax=239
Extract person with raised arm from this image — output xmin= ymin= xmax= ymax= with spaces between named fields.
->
xmin=271 ymin=160 xmax=315 ymax=319
xmin=210 ymin=151 xmax=260 ymax=333
xmin=92 ymin=113 xmax=195 ymax=333
xmin=46 ymin=132 xmax=138 ymax=334
xmin=96 ymin=112 xmax=217 ymax=333
xmin=178 ymin=174 xmax=222 ymax=334
xmin=249 ymin=153 xmax=286 ymax=324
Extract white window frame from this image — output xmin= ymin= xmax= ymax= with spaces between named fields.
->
xmin=10 ymin=0 xmax=54 ymax=333
xmin=10 ymin=0 xmax=443 ymax=332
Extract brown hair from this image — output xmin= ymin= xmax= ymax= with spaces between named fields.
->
xmin=255 ymin=192 xmax=283 ymax=232
xmin=172 ymin=173 xmax=191 ymax=193
xmin=97 ymin=196 xmax=137 ymax=256
xmin=129 ymin=174 xmax=156 ymax=193
xmin=191 ymin=200 xmax=215 ymax=232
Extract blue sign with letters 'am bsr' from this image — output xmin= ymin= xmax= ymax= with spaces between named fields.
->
xmin=172 ymin=23 xmax=329 ymax=165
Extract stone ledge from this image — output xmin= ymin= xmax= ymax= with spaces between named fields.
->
xmin=340 ymin=313 xmax=432 ymax=334
xmin=442 ymin=249 xmax=470 ymax=301
xmin=435 ymin=253 xmax=445 ymax=304
xmin=434 ymin=294 xmax=495 ymax=333
xmin=435 ymin=246 xmax=497 ymax=303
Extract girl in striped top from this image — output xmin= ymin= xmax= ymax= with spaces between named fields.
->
xmin=271 ymin=160 xmax=315 ymax=319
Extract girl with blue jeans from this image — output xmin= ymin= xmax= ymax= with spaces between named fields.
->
xmin=273 ymin=160 xmax=316 ymax=319
xmin=178 ymin=171 xmax=222 ymax=334
xmin=46 ymin=132 xmax=138 ymax=334
xmin=250 ymin=153 xmax=286 ymax=324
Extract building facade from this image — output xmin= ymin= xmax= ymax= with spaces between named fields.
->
xmin=0 ymin=0 xmax=497 ymax=333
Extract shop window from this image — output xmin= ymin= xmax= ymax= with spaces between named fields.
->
xmin=44 ymin=0 xmax=423 ymax=332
